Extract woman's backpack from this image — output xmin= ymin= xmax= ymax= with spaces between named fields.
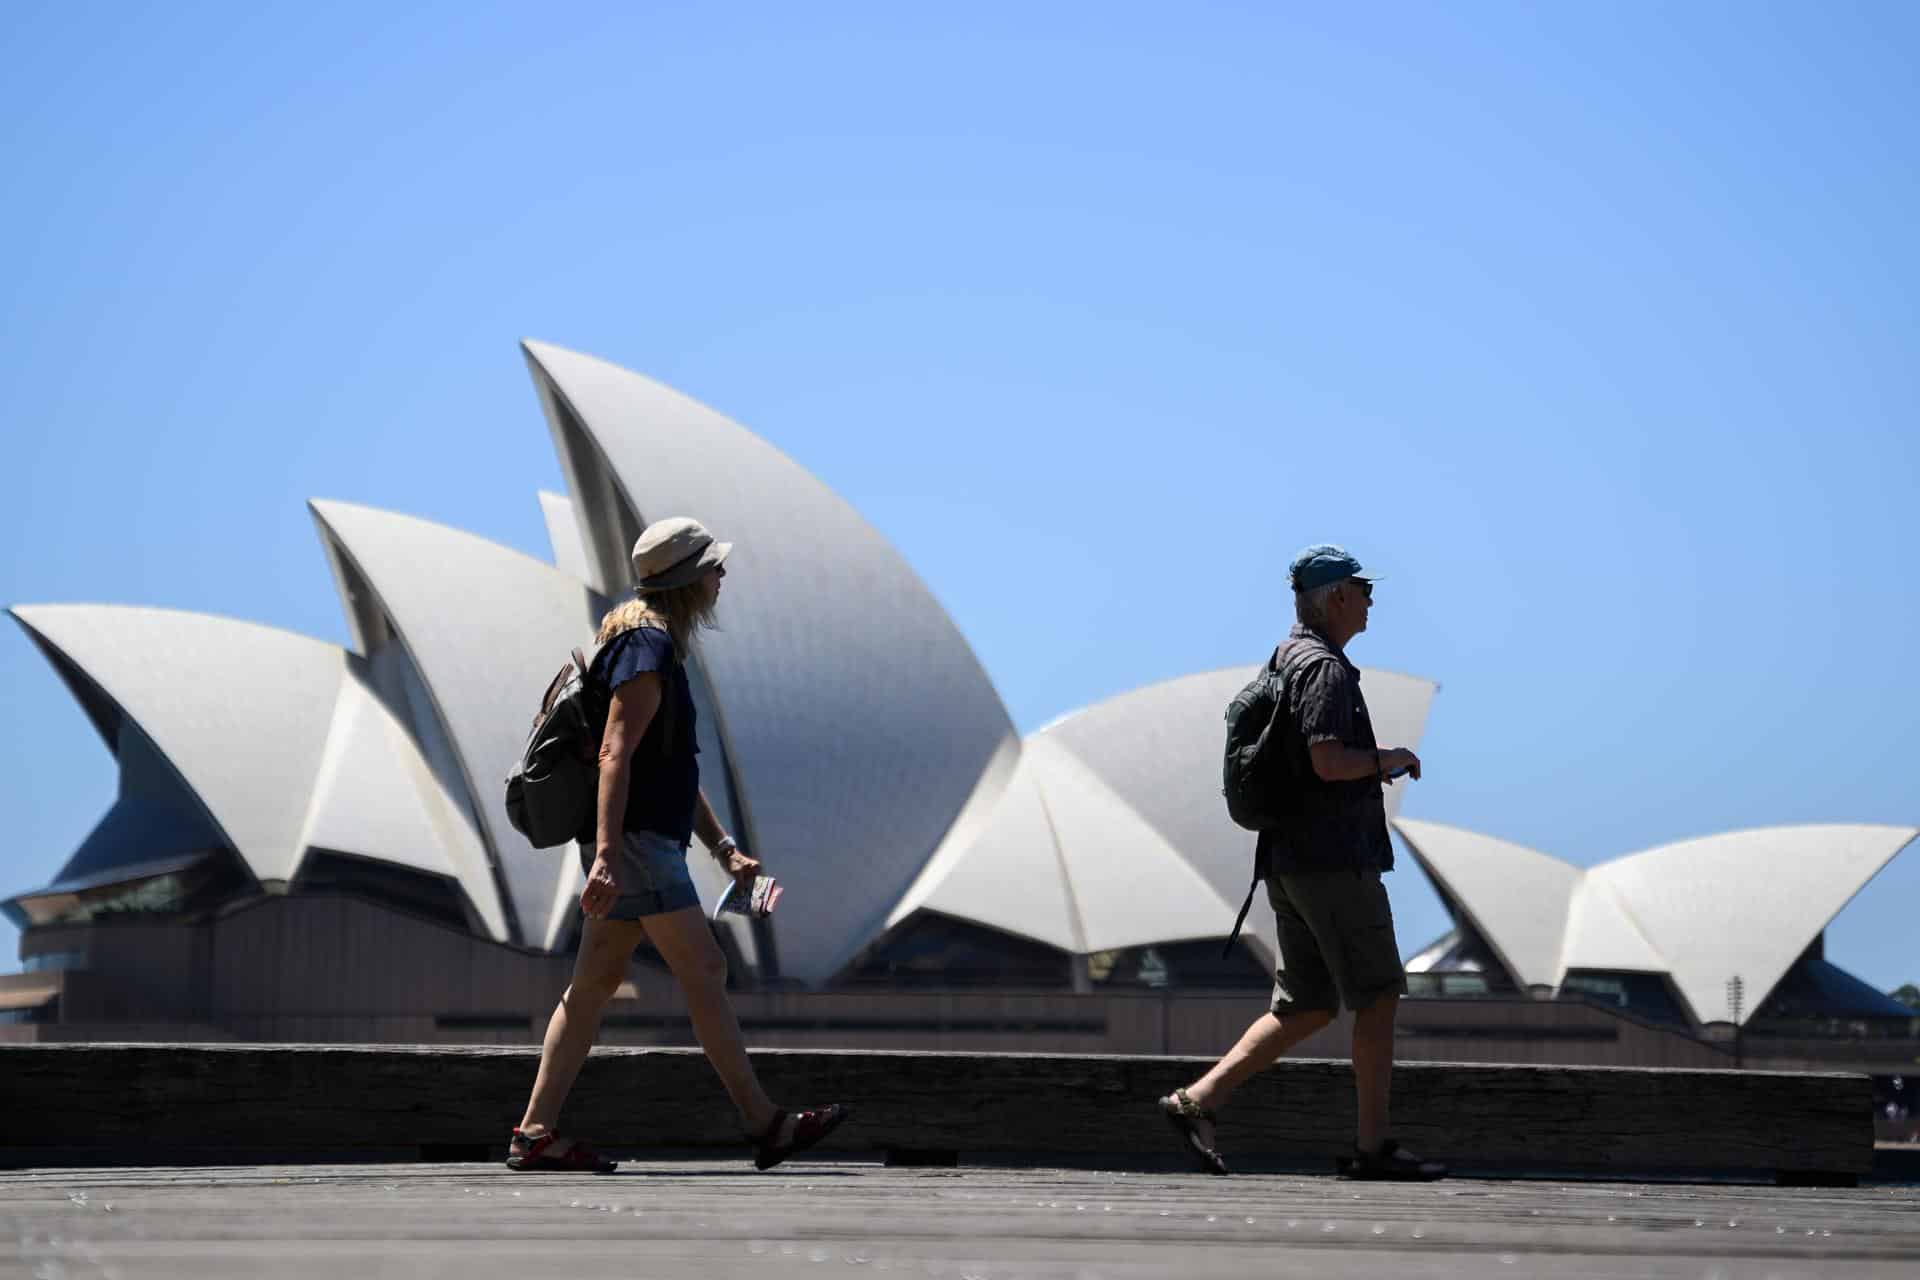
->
xmin=503 ymin=646 xmax=607 ymax=848
xmin=501 ymin=629 xmax=680 ymax=849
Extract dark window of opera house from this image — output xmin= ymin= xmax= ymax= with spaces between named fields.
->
xmin=837 ymin=912 xmax=1072 ymax=988
xmin=1558 ymin=970 xmax=1691 ymax=1028
xmin=1088 ymin=940 xmax=1270 ymax=990
xmin=1402 ymin=926 xmax=1520 ymax=998
xmin=294 ymin=851 xmax=470 ymax=930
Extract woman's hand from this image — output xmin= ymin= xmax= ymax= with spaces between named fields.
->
xmin=580 ymin=852 xmax=623 ymax=918
xmin=723 ymin=845 xmax=762 ymax=895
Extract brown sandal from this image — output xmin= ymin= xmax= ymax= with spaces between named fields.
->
xmin=1158 ymin=1089 xmax=1229 ymax=1176
xmin=751 ymin=1103 xmax=851 ymax=1171
xmin=1336 ymin=1138 xmax=1447 ymax=1181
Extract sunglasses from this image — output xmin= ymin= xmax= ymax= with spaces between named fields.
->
xmin=1350 ymin=579 xmax=1373 ymax=601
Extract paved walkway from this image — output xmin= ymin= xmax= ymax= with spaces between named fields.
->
xmin=4 ymin=1160 xmax=1917 ymax=1279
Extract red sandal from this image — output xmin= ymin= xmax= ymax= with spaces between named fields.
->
xmin=751 ymin=1103 xmax=851 ymax=1171
xmin=506 ymin=1127 xmax=618 ymax=1173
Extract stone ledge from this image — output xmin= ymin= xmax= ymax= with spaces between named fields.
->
xmin=0 ymin=1044 xmax=1871 ymax=1179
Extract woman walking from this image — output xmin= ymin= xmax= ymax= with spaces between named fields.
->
xmin=508 ymin=516 xmax=849 ymax=1173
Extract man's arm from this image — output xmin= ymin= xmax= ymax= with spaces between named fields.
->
xmin=1309 ymin=741 xmax=1421 ymax=783
xmin=1294 ymin=659 xmax=1421 ymax=783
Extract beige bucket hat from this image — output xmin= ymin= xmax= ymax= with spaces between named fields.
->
xmin=630 ymin=517 xmax=732 ymax=594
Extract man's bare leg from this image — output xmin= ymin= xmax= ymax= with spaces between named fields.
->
xmin=519 ymin=916 xmax=647 ymax=1145
xmin=1177 ymin=1008 xmax=1334 ymax=1145
xmin=1350 ymin=992 xmax=1398 ymax=1153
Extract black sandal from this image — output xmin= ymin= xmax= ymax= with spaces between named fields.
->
xmin=751 ymin=1103 xmax=851 ymax=1171
xmin=1336 ymin=1138 xmax=1446 ymax=1181
xmin=1158 ymin=1088 xmax=1229 ymax=1176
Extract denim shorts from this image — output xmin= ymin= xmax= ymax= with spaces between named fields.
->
xmin=578 ymin=829 xmax=701 ymax=919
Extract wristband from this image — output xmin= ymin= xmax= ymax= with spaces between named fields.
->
xmin=1373 ymin=749 xmax=1383 ymax=781
xmin=714 ymin=835 xmax=738 ymax=858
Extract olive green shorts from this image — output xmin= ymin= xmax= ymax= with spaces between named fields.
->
xmin=1267 ymin=869 xmax=1408 ymax=1015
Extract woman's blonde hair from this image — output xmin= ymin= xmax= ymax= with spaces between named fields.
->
xmin=595 ymin=579 xmax=718 ymax=657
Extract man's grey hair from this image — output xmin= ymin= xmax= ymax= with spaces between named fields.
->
xmin=1294 ymin=580 xmax=1342 ymax=629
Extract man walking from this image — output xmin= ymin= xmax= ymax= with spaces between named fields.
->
xmin=1160 ymin=544 xmax=1446 ymax=1180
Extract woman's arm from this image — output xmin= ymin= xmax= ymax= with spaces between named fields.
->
xmin=693 ymin=790 xmax=728 ymax=853
xmin=694 ymin=789 xmax=761 ymax=892
xmin=579 ymin=673 xmax=662 ymax=918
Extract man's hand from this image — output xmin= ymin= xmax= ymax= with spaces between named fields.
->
xmin=723 ymin=846 xmax=762 ymax=895
xmin=580 ymin=852 xmax=623 ymax=918
xmin=1383 ymin=748 xmax=1422 ymax=782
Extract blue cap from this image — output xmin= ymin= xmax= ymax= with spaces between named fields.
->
xmin=1289 ymin=544 xmax=1379 ymax=592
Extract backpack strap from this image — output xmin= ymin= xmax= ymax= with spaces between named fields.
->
xmin=1220 ymin=840 xmax=1272 ymax=958
xmin=1222 ymin=876 xmax=1259 ymax=959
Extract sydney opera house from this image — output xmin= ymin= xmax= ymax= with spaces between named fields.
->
xmin=4 ymin=342 xmax=1914 ymax=1079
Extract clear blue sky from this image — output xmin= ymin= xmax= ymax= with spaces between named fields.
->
xmin=3 ymin=3 xmax=1916 ymax=989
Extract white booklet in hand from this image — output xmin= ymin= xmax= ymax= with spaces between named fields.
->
xmin=713 ymin=874 xmax=781 ymax=921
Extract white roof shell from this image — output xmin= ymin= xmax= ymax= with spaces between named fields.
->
xmin=12 ymin=605 xmax=338 ymax=887
xmin=8 ymin=604 xmax=501 ymax=934
xmin=537 ymin=491 xmax=595 ymax=586
xmin=1394 ymin=818 xmax=1920 ymax=1025
xmin=309 ymin=499 xmax=604 ymax=945
xmin=1048 ymin=664 xmax=1434 ymax=964
xmin=21 ymin=342 xmax=1909 ymax=1018
xmin=895 ymin=663 xmax=1439 ymax=963
xmin=887 ymin=736 xmax=1240 ymax=955
xmin=1386 ymin=819 xmax=1580 ymax=989
xmin=303 ymin=678 xmax=491 ymax=888
xmin=521 ymin=339 xmax=1021 ymax=984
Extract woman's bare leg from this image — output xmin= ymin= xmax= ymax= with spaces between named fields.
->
xmin=519 ymin=916 xmax=646 ymax=1137
xmin=640 ymin=905 xmax=780 ymax=1135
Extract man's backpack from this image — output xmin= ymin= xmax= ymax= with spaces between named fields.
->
xmin=1221 ymin=646 xmax=1296 ymax=831
xmin=1218 ymin=643 xmax=1298 ymax=955
xmin=503 ymin=646 xmax=607 ymax=849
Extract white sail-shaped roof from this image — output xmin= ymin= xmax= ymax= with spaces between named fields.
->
xmin=1586 ymin=824 xmax=1918 ymax=1028
xmin=309 ymin=499 xmax=603 ymax=945
xmin=1556 ymin=876 xmax=1666 ymax=977
xmin=302 ymin=678 xmax=486 ymax=888
xmin=1029 ymin=738 xmax=1241 ymax=953
xmin=521 ymin=339 xmax=1020 ymax=983
xmin=12 ymin=605 xmax=343 ymax=886
xmin=537 ymin=491 xmax=595 ymax=585
xmin=885 ymin=741 xmax=1080 ymax=951
xmin=1038 ymin=664 xmax=1438 ymax=962
xmin=892 ymin=663 xmax=1438 ymax=964
xmin=1392 ymin=818 xmax=1920 ymax=1025
xmin=1392 ymin=819 xmax=1579 ymax=989
xmin=888 ymin=737 xmax=1238 ymax=955
xmin=8 ymin=604 xmax=502 ymax=935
